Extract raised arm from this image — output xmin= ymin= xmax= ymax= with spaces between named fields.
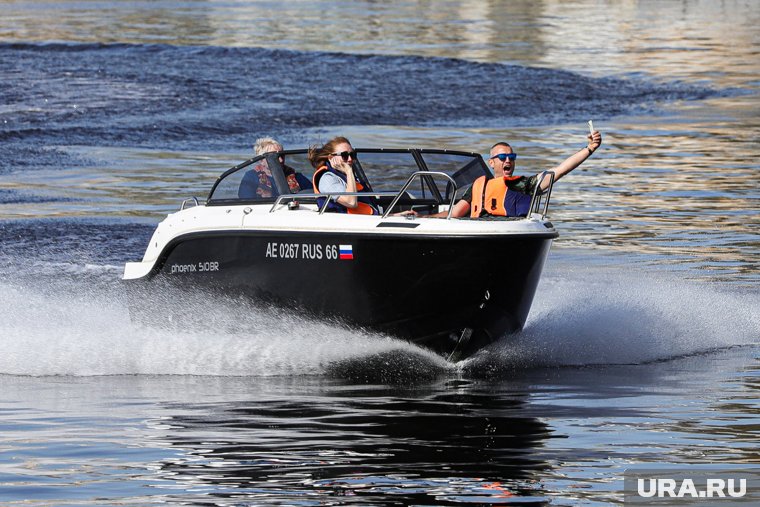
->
xmin=540 ymin=130 xmax=603 ymax=190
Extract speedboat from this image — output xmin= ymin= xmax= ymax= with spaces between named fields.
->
xmin=123 ymin=148 xmax=558 ymax=360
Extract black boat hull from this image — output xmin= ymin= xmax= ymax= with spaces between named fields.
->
xmin=126 ymin=230 xmax=555 ymax=359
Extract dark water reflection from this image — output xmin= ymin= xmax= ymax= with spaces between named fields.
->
xmin=5 ymin=347 xmax=755 ymax=505
xmin=159 ymin=380 xmax=551 ymax=504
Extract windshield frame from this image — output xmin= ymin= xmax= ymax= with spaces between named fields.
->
xmin=206 ymin=148 xmax=489 ymax=206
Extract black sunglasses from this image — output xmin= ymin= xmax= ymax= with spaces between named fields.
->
xmin=490 ymin=153 xmax=517 ymax=162
xmin=331 ymin=151 xmax=357 ymax=162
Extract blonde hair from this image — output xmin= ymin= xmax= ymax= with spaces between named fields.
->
xmin=253 ymin=137 xmax=283 ymax=156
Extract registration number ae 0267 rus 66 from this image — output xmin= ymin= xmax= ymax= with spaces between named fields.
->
xmin=264 ymin=242 xmax=348 ymax=261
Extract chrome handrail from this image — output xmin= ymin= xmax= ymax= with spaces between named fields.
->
xmin=269 ymin=192 xmax=398 ymax=214
xmin=528 ymin=170 xmax=555 ymax=219
xmin=268 ymin=171 xmax=458 ymax=219
xmin=180 ymin=197 xmax=201 ymax=210
xmin=382 ymin=171 xmax=458 ymax=219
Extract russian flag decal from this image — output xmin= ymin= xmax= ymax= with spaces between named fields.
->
xmin=339 ymin=244 xmax=354 ymax=260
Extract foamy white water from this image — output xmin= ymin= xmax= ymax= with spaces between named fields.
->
xmin=483 ymin=262 xmax=760 ymax=367
xmin=2 ymin=257 xmax=756 ymax=377
xmin=0 ymin=279 xmax=447 ymax=377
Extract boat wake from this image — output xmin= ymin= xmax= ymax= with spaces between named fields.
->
xmin=0 ymin=277 xmax=449 ymax=377
xmin=463 ymin=266 xmax=760 ymax=374
xmin=0 ymin=264 xmax=756 ymax=378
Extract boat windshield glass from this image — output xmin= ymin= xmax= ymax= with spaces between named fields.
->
xmin=352 ymin=151 xmax=431 ymax=197
xmin=208 ymin=155 xmax=282 ymax=202
xmin=420 ymin=152 xmax=487 ymax=201
xmin=355 ymin=150 xmax=486 ymax=201
xmin=207 ymin=149 xmax=487 ymax=205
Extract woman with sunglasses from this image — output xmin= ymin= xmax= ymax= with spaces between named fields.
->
xmin=308 ymin=136 xmax=379 ymax=215
xmin=432 ymin=129 xmax=602 ymax=218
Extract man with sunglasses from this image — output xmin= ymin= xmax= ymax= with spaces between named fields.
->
xmin=258 ymin=137 xmax=311 ymax=193
xmin=435 ymin=130 xmax=602 ymax=218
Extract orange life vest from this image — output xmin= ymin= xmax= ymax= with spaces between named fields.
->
xmin=312 ymin=165 xmax=377 ymax=215
xmin=470 ymin=175 xmax=532 ymax=218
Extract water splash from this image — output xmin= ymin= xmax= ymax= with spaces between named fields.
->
xmin=465 ymin=267 xmax=759 ymax=374
xmin=1 ymin=261 xmax=756 ymax=377
xmin=0 ymin=278 xmax=449 ymax=377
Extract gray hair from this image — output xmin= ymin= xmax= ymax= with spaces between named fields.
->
xmin=253 ymin=137 xmax=283 ymax=156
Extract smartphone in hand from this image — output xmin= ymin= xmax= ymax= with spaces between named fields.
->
xmin=588 ymin=120 xmax=594 ymax=134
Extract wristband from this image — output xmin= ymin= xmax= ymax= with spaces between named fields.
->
xmin=585 ymin=146 xmax=594 ymax=155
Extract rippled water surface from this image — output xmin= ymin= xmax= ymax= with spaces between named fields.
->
xmin=1 ymin=1 xmax=759 ymax=505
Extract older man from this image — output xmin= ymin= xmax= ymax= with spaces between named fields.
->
xmin=238 ymin=137 xmax=310 ymax=199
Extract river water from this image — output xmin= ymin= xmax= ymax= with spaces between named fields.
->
xmin=1 ymin=1 xmax=758 ymax=505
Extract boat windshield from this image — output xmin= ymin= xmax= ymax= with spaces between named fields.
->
xmin=207 ymin=154 xmax=284 ymax=203
xmin=207 ymin=149 xmax=489 ymax=206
